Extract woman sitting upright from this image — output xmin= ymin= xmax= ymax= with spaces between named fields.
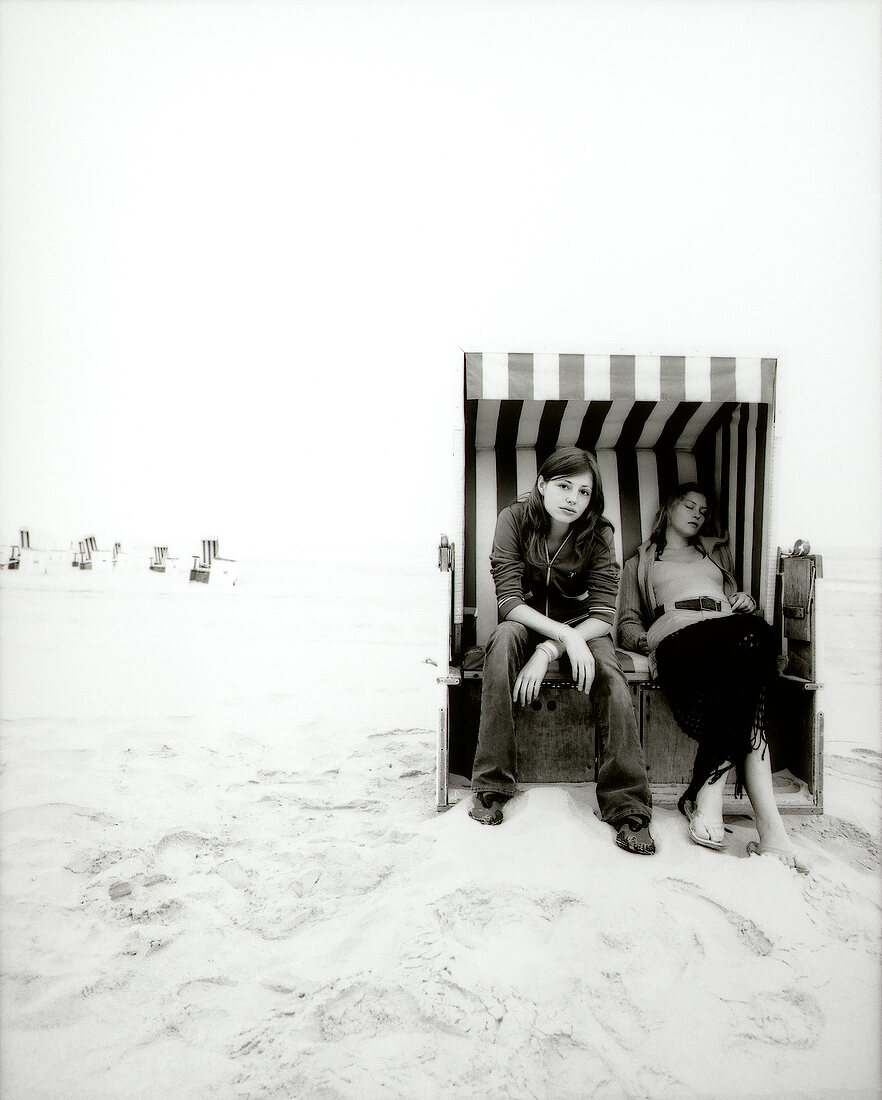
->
xmin=469 ymin=447 xmax=655 ymax=855
xmin=617 ymin=483 xmax=807 ymax=871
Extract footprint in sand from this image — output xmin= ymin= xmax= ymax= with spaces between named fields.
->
xmin=433 ymin=885 xmax=584 ymax=947
xmin=416 ymin=972 xmax=505 ymax=1036
xmin=739 ymin=987 xmax=824 ymax=1048
xmin=111 ymin=882 xmax=183 ymax=926
xmin=146 ymin=743 xmax=177 ymax=758
xmin=250 ymin=968 xmax=499 ymax=1051
xmin=154 ymin=829 xmax=221 ymax=874
xmin=65 ymin=847 xmax=133 ymax=875
xmin=216 ymin=858 xmax=250 ymax=890
xmin=792 ymin=814 xmax=880 ymax=872
xmin=802 ymin=875 xmax=882 ymax=957
xmin=315 ymin=977 xmax=423 ymax=1042
xmin=81 ymin=830 xmax=233 ymax=935
xmin=659 ymin=878 xmax=775 ymax=956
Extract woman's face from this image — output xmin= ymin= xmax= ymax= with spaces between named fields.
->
xmin=538 ymin=470 xmax=593 ymax=527
xmin=668 ymin=491 xmax=708 ymax=541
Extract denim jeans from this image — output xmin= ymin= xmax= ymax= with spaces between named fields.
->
xmin=470 ymin=621 xmax=652 ymax=824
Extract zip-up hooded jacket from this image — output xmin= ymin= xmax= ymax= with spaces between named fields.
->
xmin=617 ymin=534 xmax=738 ymax=656
xmin=490 ymin=500 xmax=620 ymax=630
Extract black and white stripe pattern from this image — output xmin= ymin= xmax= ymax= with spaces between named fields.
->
xmin=466 ymin=353 xmax=774 ymax=404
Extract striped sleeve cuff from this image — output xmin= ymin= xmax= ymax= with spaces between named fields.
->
xmin=497 ymin=594 xmax=524 ymax=614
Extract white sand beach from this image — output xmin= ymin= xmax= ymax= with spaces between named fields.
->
xmin=1 ymin=0 xmax=880 ymax=1094
xmin=0 ymin=550 xmax=879 ymax=1100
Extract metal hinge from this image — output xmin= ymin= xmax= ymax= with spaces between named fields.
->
xmin=438 ymin=535 xmax=454 ymax=573
xmin=779 ymin=674 xmax=823 ymax=691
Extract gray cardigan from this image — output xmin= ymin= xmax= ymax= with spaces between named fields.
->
xmin=617 ymin=535 xmax=738 ymax=656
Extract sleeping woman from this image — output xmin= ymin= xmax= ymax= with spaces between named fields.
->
xmin=617 ymin=483 xmax=808 ymax=871
xmin=469 ymin=447 xmax=655 ymax=856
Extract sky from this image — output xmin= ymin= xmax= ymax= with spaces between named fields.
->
xmin=1 ymin=0 xmax=880 ymax=564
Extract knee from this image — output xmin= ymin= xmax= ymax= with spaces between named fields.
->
xmin=486 ymin=620 xmax=528 ymax=655
xmin=482 ymin=621 xmax=528 ymax=676
xmin=591 ymin=652 xmax=631 ymax=703
xmin=589 ymin=636 xmax=621 ymax=675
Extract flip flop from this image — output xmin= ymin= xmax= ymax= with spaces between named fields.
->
xmin=615 ymin=816 xmax=656 ymax=855
xmin=680 ymin=798 xmax=726 ymax=851
xmin=746 ymin=840 xmax=810 ymax=875
xmin=468 ymin=792 xmax=506 ymax=826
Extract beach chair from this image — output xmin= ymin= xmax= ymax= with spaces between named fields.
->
xmin=83 ymin=535 xmax=113 ymax=570
xmin=73 ymin=540 xmax=89 ymax=569
xmin=189 ymin=539 xmax=237 ymax=585
xmin=6 ymin=530 xmax=27 ymax=569
xmin=190 ymin=540 xmax=216 ymax=583
xmin=437 ymin=353 xmax=822 ymax=814
xmin=150 ymin=547 xmax=169 ymax=573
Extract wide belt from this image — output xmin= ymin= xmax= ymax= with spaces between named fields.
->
xmin=654 ymin=596 xmax=723 ymax=621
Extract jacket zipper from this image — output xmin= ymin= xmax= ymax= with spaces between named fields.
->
xmin=544 ymin=534 xmax=571 ymax=618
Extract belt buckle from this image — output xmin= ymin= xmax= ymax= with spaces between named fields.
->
xmin=699 ymin=596 xmax=716 ymax=612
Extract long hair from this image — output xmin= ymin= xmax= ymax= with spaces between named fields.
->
xmin=520 ymin=447 xmax=611 ymax=566
xmin=650 ymin=482 xmax=715 ymax=558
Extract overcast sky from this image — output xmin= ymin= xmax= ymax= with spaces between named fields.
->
xmin=1 ymin=0 xmax=879 ymax=563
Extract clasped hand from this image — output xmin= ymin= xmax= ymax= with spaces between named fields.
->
xmin=512 ymin=626 xmax=595 ymax=706
xmin=729 ymin=591 xmax=756 ymax=613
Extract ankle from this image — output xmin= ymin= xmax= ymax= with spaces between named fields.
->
xmin=695 ymin=785 xmax=724 ymax=820
xmin=756 ymin=817 xmax=790 ymax=845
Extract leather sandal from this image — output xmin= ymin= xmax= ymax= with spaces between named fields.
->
xmin=747 ymin=840 xmax=810 ymax=874
xmin=680 ymin=797 xmax=726 ymax=851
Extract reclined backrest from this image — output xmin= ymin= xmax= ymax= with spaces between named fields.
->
xmin=462 ymin=353 xmax=776 ymax=649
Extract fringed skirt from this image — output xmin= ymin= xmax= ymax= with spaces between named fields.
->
xmin=653 ymin=615 xmax=779 ymax=799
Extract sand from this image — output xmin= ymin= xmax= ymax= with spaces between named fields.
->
xmin=0 ymin=552 xmax=879 ymax=1099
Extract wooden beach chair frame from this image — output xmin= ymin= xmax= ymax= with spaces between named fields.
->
xmin=437 ymin=352 xmax=823 ymax=814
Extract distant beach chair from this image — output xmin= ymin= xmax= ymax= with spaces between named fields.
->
xmin=72 ymin=536 xmax=110 ymax=570
xmin=73 ymin=540 xmax=89 ymax=569
xmin=14 ymin=530 xmax=53 ymax=574
xmin=190 ymin=539 xmax=237 ymax=585
xmin=150 ymin=547 xmax=169 ymax=573
xmin=436 ymin=353 xmax=822 ymax=814
xmin=5 ymin=530 xmax=29 ymax=568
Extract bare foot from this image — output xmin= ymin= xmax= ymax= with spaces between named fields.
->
xmin=692 ymin=782 xmax=726 ymax=847
xmin=689 ymin=811 xmax=726 ymax=848
xmin=746 ymin=839 xmax=810 ymax=874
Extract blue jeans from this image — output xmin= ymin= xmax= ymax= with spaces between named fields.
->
xmin=470 ymin=622 xmax=652 ymax=824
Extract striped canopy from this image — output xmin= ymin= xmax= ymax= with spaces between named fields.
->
xmin=466 ymin=353 xmax=775 ymax=404
xmin=460 ymin=352 xmax=777 ymax=647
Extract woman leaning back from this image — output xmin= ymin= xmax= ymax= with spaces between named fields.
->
xmin=617 ymin=483 xmax=809 ymax=872
xmin=469 ymin=447 xmax=656 ymax=855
